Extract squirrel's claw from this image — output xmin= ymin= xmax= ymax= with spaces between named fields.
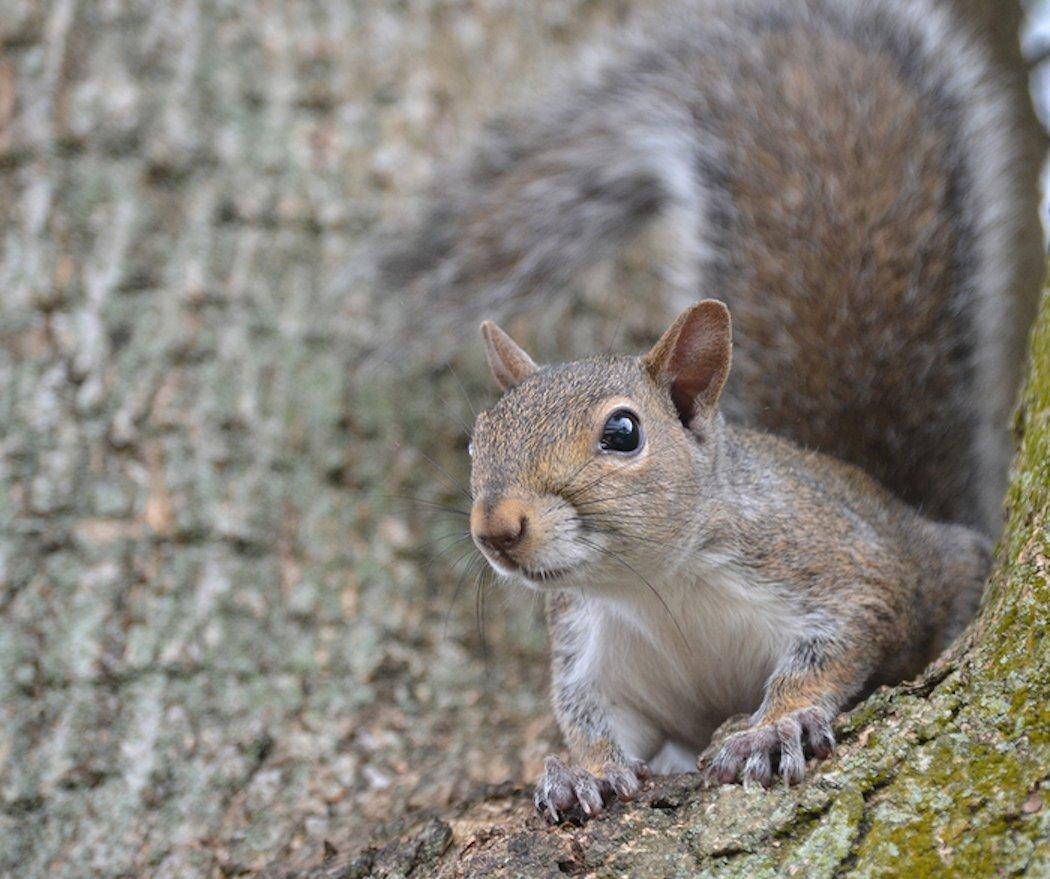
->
xmin=534 ymin=755 xmax=649 ymax=824
xmin=704 ymin=706 xmax=834 ymax=788
xmin=602 ymin=758 xmax=650 ymax=800
xmin=534 ymin=756 xmax=605 ymax=824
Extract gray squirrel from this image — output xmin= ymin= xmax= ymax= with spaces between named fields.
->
xmin=380 ymin=0 xmax=1041 ymax=821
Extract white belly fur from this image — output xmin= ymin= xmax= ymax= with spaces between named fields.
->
xmin=568 ymin=559 xmax=805 ymax=772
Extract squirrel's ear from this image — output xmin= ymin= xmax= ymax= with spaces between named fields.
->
xmin=642 ymin=300 xmax=732 ymax=427
xmin=480 ymin=320 xmax=539 ymax=391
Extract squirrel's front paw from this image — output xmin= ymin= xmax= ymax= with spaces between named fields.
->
xmin=534 ymin=754 xmax=650 ymax=823
xmin=704 ymin=706 xmax=834 ymax=788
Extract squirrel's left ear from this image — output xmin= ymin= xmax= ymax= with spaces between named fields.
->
xmin=480 ymin=320 xmax=539 ymax=391
xmin=642 ymin=300 xmax=732 ymax=428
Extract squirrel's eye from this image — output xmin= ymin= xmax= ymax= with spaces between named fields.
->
xmin=599 ymin=409 xmax=642 ymax=454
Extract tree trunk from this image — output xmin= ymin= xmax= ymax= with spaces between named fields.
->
xmin=0 ymin=2 xmax=1045 ymax=878
xmin=287 ymin=287 xmax=1050 ymax=877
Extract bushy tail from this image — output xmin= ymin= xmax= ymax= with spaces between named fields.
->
xmin=375 ymin=73 xmax=701 ymax=354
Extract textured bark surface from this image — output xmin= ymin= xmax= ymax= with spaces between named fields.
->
xmin=0 ymin=2 xmax=1044 ymax=878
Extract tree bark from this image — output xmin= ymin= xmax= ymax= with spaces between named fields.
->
xmin=0 ymin=2 xmax=1045 ymax=878
xmin=290 ymin=289 xmax=1050 ymax=877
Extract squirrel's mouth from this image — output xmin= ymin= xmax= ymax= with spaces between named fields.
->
xmin=519 ymin=564 xmax=577 ymax=584
xmin=476 ymin=547 xmax=580 ymax=586
xmin=479 ymin=548 xmax=578 ymax=585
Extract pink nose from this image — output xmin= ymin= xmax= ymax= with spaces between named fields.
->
xmin=471 ymin=498 xmax=529 ymax=557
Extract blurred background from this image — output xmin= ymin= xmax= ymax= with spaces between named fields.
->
xmin=0 ymin=2 xmax=1047 ymax=876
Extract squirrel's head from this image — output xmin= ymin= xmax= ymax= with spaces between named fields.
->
xmin=468 ymin=300 xmax=732 ymax=591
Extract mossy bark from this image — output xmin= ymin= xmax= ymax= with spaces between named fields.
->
xmin=290 ymin=292 xmax=1050 ymax=878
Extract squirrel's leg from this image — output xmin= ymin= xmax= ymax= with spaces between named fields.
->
xmin=704 ymin=630 xmax=879 ymax=788
xmin=537 ymin=592 xmax=653 ymax=823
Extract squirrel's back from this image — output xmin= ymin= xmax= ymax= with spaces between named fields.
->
xmin=382 ymin=0 xmax=1043 ymax=533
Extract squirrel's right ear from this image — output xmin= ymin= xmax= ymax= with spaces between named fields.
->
xmin=480 ymin=320 xmax=539 ymax=392
xmin=642 ymin=300 xmax=732 ymax=428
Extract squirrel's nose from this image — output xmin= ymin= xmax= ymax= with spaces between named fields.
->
xmin=471 ymin=498 xmax=529 ymax=558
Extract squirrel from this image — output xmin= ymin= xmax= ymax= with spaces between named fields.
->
xmin=378 ymin=0 xmax=1042 ymax=821
xmin=469 ymin=301 xmax=990 ymax=820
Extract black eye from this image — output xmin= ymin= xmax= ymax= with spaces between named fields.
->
xmin=599 ymin=409 xmax=642 ymax=454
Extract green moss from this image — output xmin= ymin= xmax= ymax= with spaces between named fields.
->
xmin=779 ymin=786 xmax=864 ymax=878
xmin=847 ymin=724 xmax=1045 ymax=876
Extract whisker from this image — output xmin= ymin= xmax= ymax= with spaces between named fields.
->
xmin=558 ymin=457 xmax=603 ymax=500
xmin=423 ymin=374 xmax=476 ymax=439
xmin=426 ymin=536 xmax=477 ymax=584
xmin=436 ymin=396 xmax=474 ymax=440
xmin=444 ymin=549 xmax=486 ymax=640
xmin=605 ymin=314 xmax=627 ymax=355
xmin=377 ymin=493 xmax=471 ymax=517
xmin=573 ymin=502 xmax=691 ymax=519
xmin=583 ymin=523 xmax=695 ymax=544
xmin=447 ymin=363 xmax=479 ymax=420
xmin=584 ymin=521 xmax=690 ymax=548
xmin=563 ymin=464 xmax=622 ymax=504
xmin=475 ymin=563 xmax=493 ymax=685
xmin=416 ymin=530 xmax=472 ymax=557
xmin=578 ymin=508 xmax=695 ymax=527
xmin=576 ymin=534 xmax=690 ymax=651
xmin=578 ymin=483 xmax=727 ymax=505
xmin=572 ymin=483 xmax=695 ymax=509
xmin=391 ymin=439 xmax=473 ymax=502
xmin=579 ymin=510 xmax=692 ymax=523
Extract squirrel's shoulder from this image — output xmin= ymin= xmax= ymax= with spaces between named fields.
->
xmin=724 ymin=424 xmax=928 ymax=534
